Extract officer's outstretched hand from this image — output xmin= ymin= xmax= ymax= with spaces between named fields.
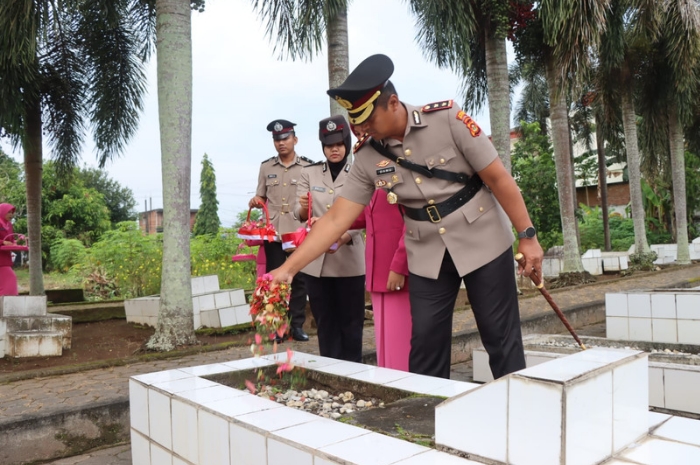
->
xmin=516 ymin=237 xmax=544 ymax=279
xmin=268 ymin=266 xmax=294 ymax=285
xmin=249 ymin=196 xmax=265 ymax=208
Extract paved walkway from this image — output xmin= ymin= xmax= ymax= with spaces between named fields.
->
xmin=7 ymin=263 xmax=700 ymax=464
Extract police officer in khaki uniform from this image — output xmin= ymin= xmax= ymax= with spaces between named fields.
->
xmin=249 ymin=119 xmax=314 ymax=342
xmin=294 ymin=115 xmax=366 ymax=362
xmin=269 ymin=55 xmax=544 ymax=379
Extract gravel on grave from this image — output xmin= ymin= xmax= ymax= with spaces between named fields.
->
xmin=536 ymin=340 xmax=700 ymax=357
xmin=256 ymin=386 xmax=384 ymax=419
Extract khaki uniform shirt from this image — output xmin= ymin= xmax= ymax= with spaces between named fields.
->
xmin=296 ymin=161 xmax=365 ymax=278
xmin=255 ymin=154 xmax=314 ymax=236
xmin=341 ymin=101 xmax=514 ymax=279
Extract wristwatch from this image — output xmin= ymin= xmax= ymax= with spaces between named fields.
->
xmin=517 ymin=226 xmax=537 ymax=239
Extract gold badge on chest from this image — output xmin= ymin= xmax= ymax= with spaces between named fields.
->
xmin=386 ymin=190 xmax=398 ymax=205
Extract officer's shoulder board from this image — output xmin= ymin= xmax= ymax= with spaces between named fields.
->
xmin=261 ymin=156 xmax=275 ymax=164
xmin=299 ymin=155 xmax=314 ymax=164
xmin=353 ymin=133 xmax=371 ymax=154
xmin=421 ymin=100 xmax=454 ymax=113
xmin=307 ymin=160 xmax=325 ymax=167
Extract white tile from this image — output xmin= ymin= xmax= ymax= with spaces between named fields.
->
xmin=237 ymin=404 xmax=317 ymax=431
xmin=214 ymin=291 xmax=231 ymax=309
xmin=677 ymin=320 xmax=700 ymax=345
xmin=676 ymin=294 xmax=700 ymax=319
xmin=177 ymin=385 xmax=247 ymax=404
xmin=131 ymin=429 xmax=151 ymax=465
xmin=203 ymin=392 xmax=282 ymax=417
xmin=153 ymin=376 xmax=219 ymax=394
xmin=221 ymin=357 xmax=274 ymax=371
xmin=653 ymin=416 xmax=700 ymax=446
xmin=607 ymin=316 xmax=629 ymax=340
xmin=318 ymin=432 xmax=428 ymax=465
xmin=193 ymin=313 xmax=201 ymax=330
xmin=149 ymin=389 xmax=173 ymax=450
xmin=565 ymin=371 xmax=613 ymax=465
xmin=273 ymin=418 xmax=369 ymax=450
xmin=435 ymin=378 xmax=508 ymax=463
xmin=192 ymin=296 xmax=201 ymax=314
xmin=629 ymin=318 xmax=653 ymax=342
xmin=574 ymin=348 xmax=640 ymax=364
xmin=191 ymin=277 xmax=204 ymax=295
xmin=261 ymin=351 xmax=342 ymax=369
xmin=648 ymin=411 xmax=671 ymax=431
xmin=178 ymin=363 xmax=234 ymax=377
xmin=200 ymin=310 xmax=221 ymax=328
xmin=471 ymin=349 xmax=493 ymax=382
xmin=664 ymin=368 xmax=700 ymax=414
xmin=229 ymin=289 xmax=247 ymax=306
xmin=392 ymin=450 xmax=484 ymax=464
xmin=150 ymin=443 xmax=173 ymax=465
xmin=518 ymin=357 xmax=604 ymax=383
xmin=348 ymin=366 xmax=413 ymax=385
xmin=230 ymin=422 xmax=267 ymax=465
xmin=612 ymin=357 xmax=649 ymax=452
xmin=384 ymin=373 xmax=456 ymax=395
xmin=628 ymin=294 xmax=652 ymax=318
xmin=651 ymin=294 xmax=676 ymax=319
xmin=172 ymin=457 xmax=188 ymax=465
xmin=426 ymin=381 xmax=479 ymax=398
xmin=652 ymin=319 xmax=678 ymax=343
xmin=314 ymin=458 xmax=343 ymax=465
xmin=199 ymin=294 xmax=216 ymax=311
xmin=234 ymin=305 xmax=252 ymax=324
xmin=171 ymin=399 xmax=198 ymax=464
xmin=606 ymin=293 xmax=628 ymax=317
xmin=648 ymin=367 xmax=665 ymax=409
xmin=268 ymin=438 xmax=313 ymax=465
xmin=198 ymin=410 xmax=230 ymax=465
xmin=508 ymin=376 xmax=562 ymax=465
xmin=132 ymin=369 xmax=193 ymax=386
xmin=621 ymin=437 xmax=700 ymax=464
xmin=129 ymin=380 xmax=150 ymax=435
xmin=315 ymin=360 xmax=374 ymax=377
xmin=219 ymin=307 xmax=237 ymax=327
xmin=526 ymin=354 xmax=560 ymax=367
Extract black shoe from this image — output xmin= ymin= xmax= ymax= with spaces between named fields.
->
xmin=273 ymin=334 xmax=285 ymax=344
xmin=291 ymin=327 xmax=309 ymax=342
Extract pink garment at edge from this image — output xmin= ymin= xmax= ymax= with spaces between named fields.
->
xmin=351 ymin=191 xmax=411 ymax=371
xmin=0 ymin=203 xmax=19 ymax=296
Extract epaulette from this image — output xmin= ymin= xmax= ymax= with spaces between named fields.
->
xmin=261 ymin=156 xmax=275 ymax=164
xmin=422 ymin=100 xmax=454 ymax=113
xmin=299 ymin=155 xmax=314 ymax=164
xmin=353 ymin=133 xmax=371 ymax=154
xmin=307 ymin=160 xmax=325 ymax=167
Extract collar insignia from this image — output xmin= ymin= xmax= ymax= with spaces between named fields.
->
xmin=412 ymin=110 xmax=421 ymax=125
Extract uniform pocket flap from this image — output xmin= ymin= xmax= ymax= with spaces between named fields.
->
xmin=426 ymin=147 xmax=458 ymax=169
xmin=461 ymin=188 xmax=496 ymax=223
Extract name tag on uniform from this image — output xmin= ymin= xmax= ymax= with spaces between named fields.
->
xmin=312 ymin=186 xmax=326 ymax=192
xmin=267 ymin=174 xmax=277 ymax=178
xmin=376 ymin=167 xmax=396 ymax=175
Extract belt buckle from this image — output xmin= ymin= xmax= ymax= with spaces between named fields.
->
xmin=426 ymin=205 xmax=441 ymax=223
xmin=281 ymin=203 xmax=290 ymax=213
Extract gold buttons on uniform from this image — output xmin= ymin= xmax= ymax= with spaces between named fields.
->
xmin=404 ymin=149 xmax=412 ymax=156
xmin=415 ymin=177 xmax=422 ymax=184
xmin=326 ymin=204 xmax=331 ymax=209
xmin=439 ymin=158 xmax=445 ymax=164
xmin=282 ymin=198 xmax=286 ymax=201
xmin=329 ymin=189 xmax=334 ymax=194
xmin=479 ymin=207 xmax=484 ymax=212
xmin=285 ymin=168 xmax=288 ymax=172
xmin=387 ymin=182 xmax=392 ymax=187
xmin=428 ymin=199 xmax=435 ymax=205
xmin=439 ymin=227 xmax=446 ymax=234
xmin=283 ymin=183 xmax=287 ymax=186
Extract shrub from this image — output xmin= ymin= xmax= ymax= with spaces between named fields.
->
xmin=50 ymin=238 xmax=87 ymax=272
xmin=191 ymin=229 xmax=257 ymax=290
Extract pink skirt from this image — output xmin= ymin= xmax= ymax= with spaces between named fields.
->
xmin=0 ymin=266 xmax=18 ymax=296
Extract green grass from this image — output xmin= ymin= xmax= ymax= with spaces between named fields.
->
xmin=15 ymin=268 xmax=84 ymax=292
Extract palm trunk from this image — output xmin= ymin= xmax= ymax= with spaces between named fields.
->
xmin=620 ymin=87 xmax=650 ymax=254
xmin=668 ymin=103 xmax=690 ymax=264
xmin=545 ymin=57 xmax=583 ymax=272
xmin=595 ymin=121 xmax=611 ymax=251
xmin=484 ymin=34 xmax=511 ymax=173
xmin=326 ymin=8 xmax=349 ymax=118
xmin=23 ymin=97 xmax=44 ymax=295
xmin=147 ymin=0 xmax=196 ymax=351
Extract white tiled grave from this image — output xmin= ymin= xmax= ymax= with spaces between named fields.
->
xmin=0 ymin=295 xmax=72 ymax=357
xmin=124 ymin=275 xmax=250 ymax=330
xmin=130 ymin=350 xmax=700 ymax=465
xmin=474 ymin=334 xmax=700 ymax=416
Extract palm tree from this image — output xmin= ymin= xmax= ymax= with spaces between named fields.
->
xmin=407 ymin=0 xmax=513 ymax=172
xmin=251 ymin=0 xmax=350 ymax=116
xmin=0 ymin=0 xmax=151 ymax=294
xmin=146 ymin=0 xmax=198 ymax=351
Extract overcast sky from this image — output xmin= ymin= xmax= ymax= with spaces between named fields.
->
xmin=3 ymin=0 xmax=498 ymax=227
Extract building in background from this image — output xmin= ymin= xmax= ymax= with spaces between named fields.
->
xmin=139 ymin=209 xmax=198 ymax=234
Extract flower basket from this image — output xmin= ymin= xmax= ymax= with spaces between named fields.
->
xmin=281 ymin=193 xmax=311 ymax=252
xmin=231 ymin=243 xmax=257 ymax=262
xmin=237 ymin=203 xmax=277 ymax=242
xmin=0 ymin=234 xmax=28 ymax=252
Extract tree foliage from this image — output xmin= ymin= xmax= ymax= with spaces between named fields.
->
xmin=193 ymin=154 xmax=220 ymax=236
xmin=511 ymin=121 xmax=562 ymax=251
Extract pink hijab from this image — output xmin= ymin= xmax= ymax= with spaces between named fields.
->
xmin=0 ymin=203 xmax=16 ymax=242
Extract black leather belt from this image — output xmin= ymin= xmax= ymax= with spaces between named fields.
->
xmin=402 ymin=175 xmax=484 ymax=223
